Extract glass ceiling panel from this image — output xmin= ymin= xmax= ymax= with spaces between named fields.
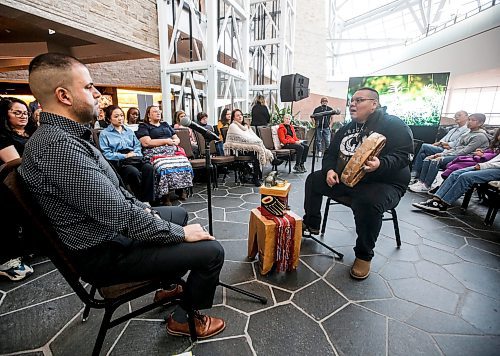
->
xmin=328 ymin=0 xmax=496 ymax=80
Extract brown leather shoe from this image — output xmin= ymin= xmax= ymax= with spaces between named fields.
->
xmin=178 ymin=190 xmax=188 ymax=201
xmin=162 ymin=195 xmax=172 ymax=206
xmin=153 ymin=284 xmax=183 ymax=304
xmin=166 ymin=312 xmax=226 ymax=339
xmin=350 ymin=258 xmax=371 ymax=280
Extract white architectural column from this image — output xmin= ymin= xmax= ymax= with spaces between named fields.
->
xmin=156 ymin=0 xmax=249 ymax=124
xmin=248 ymin=0 xmax=296 ymax=108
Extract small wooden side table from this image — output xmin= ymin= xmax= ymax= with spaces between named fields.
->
xmin=247 ymin=208 xmax=302 ymax=275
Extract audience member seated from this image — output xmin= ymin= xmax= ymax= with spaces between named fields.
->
xmin=278 ymin=113 xmax=309 ymax=173
xmin=33 ymin=108 xmax=42 ymax=126
xmin=412 ymin=154 xmax=500 ymax=213
xmin=197 ymin=111 xmax=224 ymax=157
xmin=409 ymin=113 xmax=490 ymax=193
xmin=215 ymin=108 xmax=231 ymax=156
xmin=0 ymin=97 xmax=37 ymax=281
xmin=441 ymin=128 xmax=500 ymax=179
xmin=173 ymin=110 xmax=198 ymax=155
xmin=99 ymin=105 xmax=155 ymax=204
xmin=197 ymin=112 xmax=213 ymax=131
xmin=127 ymin=107 xmax=141 ymax=124
xmin=224 ymin=108 xmax=280 ymax=186
xmin=94 ymin=107 xmax=109 ymax=129
xmin=126 ymin=107 xmax=141 ymax=131
xmin=20 ymin=53 xmax=225 ymax=338
xmin=411 ymin=110 xmax=469 ymax=182
xmin=136 ymin=105 xmax=193 ymax=205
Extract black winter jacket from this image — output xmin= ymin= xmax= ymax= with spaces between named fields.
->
xmin=322 ymin=108 xmax=413 ymax=191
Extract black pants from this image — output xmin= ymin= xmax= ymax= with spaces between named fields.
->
xmin=0 ymin=187 xmax=39 ymax=263
xmin=118 ymin=162 xmax=155 ymax=202
xmin=73 ymin=206 xmax=224 ymax=310
xmin=303 ymin=170 xmax=404 ymax=261
xmin=283 ymin=142 xmax=309 ymax=165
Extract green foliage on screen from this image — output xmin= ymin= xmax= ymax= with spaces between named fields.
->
xmin=347 ymin=73 xmax=450 ymax=126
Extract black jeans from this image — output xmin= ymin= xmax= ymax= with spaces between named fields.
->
xmin=73 ymin=206 xmax=224 ymax=310
xmin=303 ymin=170 xmax=404 ymax=261
xmin=283 ymin=142 xmax=309 ymax=165
xmin=118 ymin=161 xmax=155 ymax=203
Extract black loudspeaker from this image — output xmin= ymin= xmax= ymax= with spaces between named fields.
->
xmin=280 ymin=73 xmax=310 ymax=102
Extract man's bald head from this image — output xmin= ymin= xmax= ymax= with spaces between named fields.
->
xmin=29 ymin=53 xmax=83 ymax=106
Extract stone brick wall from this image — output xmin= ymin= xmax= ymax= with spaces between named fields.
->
xmin=294 ymin=0 xmax=329 ymax=95
xmin=88 ymin=58 xmax=161 ymax=89
xmin=3 ymin=0 xmax=159 ymax=53
xmin=0 ymin=58 xmax=161 ymax=90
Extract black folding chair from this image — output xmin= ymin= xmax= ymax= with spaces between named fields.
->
xmin=313 ymin=196 xmax=401 ymax=260
xmin=0 ymin=159 xmax=197 ymax=356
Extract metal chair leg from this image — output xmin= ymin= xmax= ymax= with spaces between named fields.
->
xmin=391 ymin=208 xmax=401 ymax=248
xmin=320 ymin=198 xmax=332 ymax=236
xmin=92 ymin=307 xmax=114 ymax=356
xmin=82 ymin=286 xmax=97 ymax=322
xmin=461 ymin=186 xmax=475 ymax=210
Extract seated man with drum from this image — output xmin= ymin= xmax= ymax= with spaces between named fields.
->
xmin=303 ymin=87 xmax=413 ymax=279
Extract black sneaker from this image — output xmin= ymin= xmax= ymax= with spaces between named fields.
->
xmin=302 ymin=223 xmax=320 ymax=236
xmin=412 ymin=199 xmax=448 ymax=213
xmin=427 ymin=185 xmax=440 ymax=195
xmin=293 ymin=164 xmax=302 ymax=173
xmin=253 ymin=179 xmax=263 ymax=187
xmin=300 ymin=163 xmax=307 ymax=173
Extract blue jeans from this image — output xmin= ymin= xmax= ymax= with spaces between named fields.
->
xmin=215 ymin=141 xmax=224 ymax=156
xmin=435 ymin=167 xmax=500 ymax=205
xmin=419 ymin=156 xmax=455 ymax=187
xmin=316 ymin=127 xmax=331 ymax=152
xmin=412 ymin=144 xmax=444 ymax=177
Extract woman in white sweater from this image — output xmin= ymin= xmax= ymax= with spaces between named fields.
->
xmin=412 ymin=153 xmax=500 ymax=212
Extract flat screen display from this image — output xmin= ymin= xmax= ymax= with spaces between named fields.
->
xmin=346 ymin=72 xmax=450 ymax=127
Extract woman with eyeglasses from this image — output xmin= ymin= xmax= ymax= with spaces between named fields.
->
xmin=0 ymin=97 xmax=38 ymax=282
xmin=136 ymin=105 xmax=193 ymax=205
xmin=0 ymin=97 xmax=37 ymax=164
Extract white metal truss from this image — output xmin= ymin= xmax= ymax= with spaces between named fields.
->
xmin=248 ymin=0 xmax=296 ymax=108
xmin=157 ymin=0 xmax=249 ymax=124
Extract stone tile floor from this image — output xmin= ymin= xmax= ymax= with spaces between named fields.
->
xmin=1 ymin=161 xmax=499 ymax=355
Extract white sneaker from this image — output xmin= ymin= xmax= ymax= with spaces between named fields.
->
xmin=0 ymin=258 xmax=34 ymax=281
xmin=408 ymin=181 xmax=422 ymax=190
xmin=431 ymin=175 xmax=443 ymax=189
xmin=408 ymin=177 xmax=418 ymax=185
xmin=317 ymin=151 xmax=323 ymax=158
xmin=409 ymin=181 xmax=430 ymax=193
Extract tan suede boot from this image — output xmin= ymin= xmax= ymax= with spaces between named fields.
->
xmin=350 ymin=258 xmax=371 ymax=280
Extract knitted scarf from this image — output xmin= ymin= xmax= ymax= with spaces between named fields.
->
xmin=224 ymin=121 xmax=273 ymax=166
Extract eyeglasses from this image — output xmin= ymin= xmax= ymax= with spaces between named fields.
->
xmin=350 ymin=97 xmax=376 ymax=105
xmin=9 ymin=110 xmax=30 ymax=118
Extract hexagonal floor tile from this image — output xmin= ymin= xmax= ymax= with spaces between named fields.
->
xmin=249 ymin=304 xmax=335 ymax=355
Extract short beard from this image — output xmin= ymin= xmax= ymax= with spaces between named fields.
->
xmin=73 ymin=106 xmax=98 ymax=125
